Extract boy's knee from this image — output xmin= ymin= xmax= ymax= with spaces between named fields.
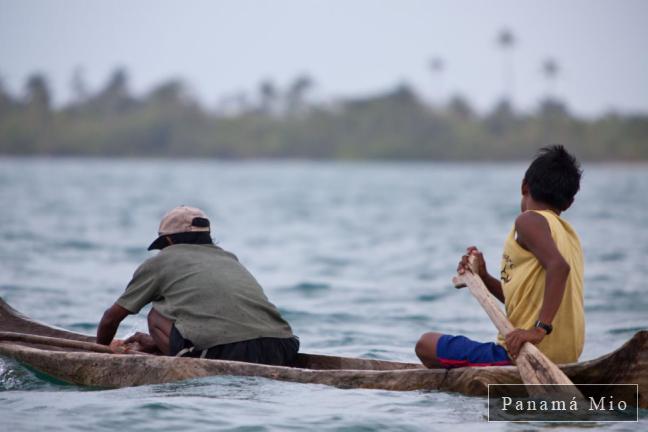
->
xmin=415 ymin=332 xmax=442 ymax=358
xmin=415 ymin=338 xmax=426 ymax=358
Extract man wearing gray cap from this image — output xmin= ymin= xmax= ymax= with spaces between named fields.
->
xmin=96 ymin=206 xmax=299 ymax=366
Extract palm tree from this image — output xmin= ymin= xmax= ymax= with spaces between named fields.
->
xmin=25 ymin=73 xmax=51 ymax=111
xmin=70 ymin=67 xmax=88 ymax=103
xmin=286 ymin=74 xmax=314 ymax=115
xmin=90 ymin=68 xmax=133 ymax=113
xmin=429 ymin=56 xmax=445 ymax=106
xmin=0 ymin=76 xmax=17 ymax=117
xmin=258 ymin=79 xmax=277 ymax=115
xmin=541 ymin=58 xmax=559 ymax=99
xmin=496 ymin=28 xmax=516 ymax=105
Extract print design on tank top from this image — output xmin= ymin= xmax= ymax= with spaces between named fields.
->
xmin=501 ymin=253 xmax=513 ymax=283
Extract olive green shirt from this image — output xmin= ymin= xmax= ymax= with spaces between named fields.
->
xmin=116 ymin=244 xmax=294 ymax=349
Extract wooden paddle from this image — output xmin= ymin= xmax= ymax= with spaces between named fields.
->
xmin=0 ymin=331 xmax=149 ymax=355
xmin=452 ymin=255 xmax=583 ymax=398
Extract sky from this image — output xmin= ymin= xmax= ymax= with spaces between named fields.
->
xmin=1 ymin=0 xmax=647 ymax=116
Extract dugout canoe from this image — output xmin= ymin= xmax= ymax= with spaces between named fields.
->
xmin=0 ymin=298 xmax=646 ymax=407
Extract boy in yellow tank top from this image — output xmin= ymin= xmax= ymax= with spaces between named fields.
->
xmin=416 ymin=145 xmax=584 ymax=367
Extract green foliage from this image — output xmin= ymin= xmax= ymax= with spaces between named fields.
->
xmin=0 ymin=71 xmax=646 ymax=160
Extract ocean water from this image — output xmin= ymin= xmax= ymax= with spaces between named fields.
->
xmin=0 ymin=158 xmax=646 ymax=431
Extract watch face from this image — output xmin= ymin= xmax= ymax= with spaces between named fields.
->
xmin=535 ymin=321 xmax=552 ymax=334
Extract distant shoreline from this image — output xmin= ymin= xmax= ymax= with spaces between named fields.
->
xmin=2 ymin=78 xmax=646 ymax=161
xmin=2 ymin=155 xmax=647 ymax=165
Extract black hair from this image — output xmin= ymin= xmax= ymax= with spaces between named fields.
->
xmin=523 ymin=145 xmax=582 ymax=211
xmin=161 ymin=232 xmax=213 ymax=249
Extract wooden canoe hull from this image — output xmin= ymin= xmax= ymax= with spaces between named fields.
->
xmin=1 ymin=298 xmax=646 ymax=407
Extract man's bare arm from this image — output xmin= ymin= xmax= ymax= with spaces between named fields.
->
xmin=96 ymin=303 xmax=131 ymax=345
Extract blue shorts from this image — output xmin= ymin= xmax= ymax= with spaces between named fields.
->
xmin=436 ymin=334 xmax=512 ymax=368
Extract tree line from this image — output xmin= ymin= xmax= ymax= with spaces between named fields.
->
xmin=0 ymin=68 xmax=646 ymax=160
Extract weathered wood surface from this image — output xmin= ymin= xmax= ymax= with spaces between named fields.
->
xmin=1 ymin=297 xmax=646 ymax=408
xmin=0 ymin=331 xmax=115 ymax=353
xmin=453 ymin=256 xmax=583 ymax=398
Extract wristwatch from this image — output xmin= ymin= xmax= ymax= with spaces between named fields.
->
xmin=535 ymin=320 xmax=553 ymax=335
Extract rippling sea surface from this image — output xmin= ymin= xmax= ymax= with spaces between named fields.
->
xmin=0 ymin=158 xmax=646 ymax=431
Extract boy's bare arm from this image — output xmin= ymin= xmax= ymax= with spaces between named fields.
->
xmin=514 ymin=211 xmax=571 ymax=324
xmin=457 ymin=246 xmax=505 ymax=303
xmin=482 ymin=272 xmax=505 ymax=303
xmin=505 ymin=211 xmax=571 ymax=357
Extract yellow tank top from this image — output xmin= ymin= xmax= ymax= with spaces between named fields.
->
xmin=497 ymin=210 xmax=585 ymax=364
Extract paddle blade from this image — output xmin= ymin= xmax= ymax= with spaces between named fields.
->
xmin=516 ymin=342 xmax=584 ymax=398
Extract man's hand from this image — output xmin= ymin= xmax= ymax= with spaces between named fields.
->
xmin=505 ymin=327 xmax=546 ymax=359
xmin=457 ymin=246 xmax=488 ymax=278
xmin=124 ymin=332 xmax=154 ymax=346
xmin=124 ymin=332 xmax=158 ymax=353
xmin=109 ymin=339 xmax=127 ymax=353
